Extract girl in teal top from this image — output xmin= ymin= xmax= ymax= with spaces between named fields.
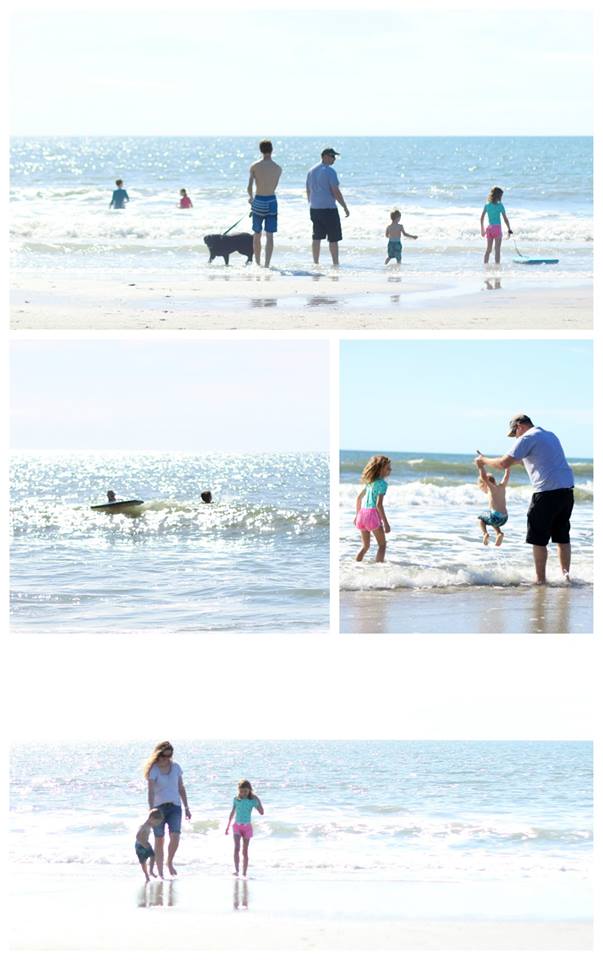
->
xmin=225 ymin=779 xmax=264 ymax=877
xmin=480 ymin=186 xmax=513 ymax=265
xmin=355 ymin=455 xmax=392 ymax=563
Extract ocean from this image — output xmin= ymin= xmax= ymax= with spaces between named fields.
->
xmin=340 ymin=451 xmax=593 ymax=590
xmin=10 ymin=136 xmax=592 ymax=289
xmin=10 ymin=452 xmax=329 ymax=631
xmin=10 ymin=739 xmax=592 ymax=888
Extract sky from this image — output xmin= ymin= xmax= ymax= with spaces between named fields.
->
xmin=340 ymin=339 xmax=592 ymax=457
xmin=10 ymin=339 xmax=329 ymax=452
xmin=10 ymin=6 xmax=592 ymax=136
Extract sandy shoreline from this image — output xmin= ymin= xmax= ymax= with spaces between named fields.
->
xmin=340 ymin=583 xmax=593 ymax=634
xmin=11 ymin=273 xmax=591 ymax=330
xmin=10 ymin=872 xmax=592 ymax=950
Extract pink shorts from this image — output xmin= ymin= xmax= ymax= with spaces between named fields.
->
xmin=486 ymin=224 xmax=502 ymax=240
xmin=355 ymin=508 xmax=382 ymax=531
xmin=233 ymin=823 xmax=253 ymax=839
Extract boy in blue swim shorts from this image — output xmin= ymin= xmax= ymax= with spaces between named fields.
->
xmin=385 ymin=209 xmax=418 ymax=264
xmin=135 ymin=808 xmax=164 ymax=881
xmin=476 ymin=460 xmax=511 ymax=546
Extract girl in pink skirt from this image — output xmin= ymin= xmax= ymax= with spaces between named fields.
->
xmin=480 ymin=186 xmax=513 ymax=264
xmin=355 ymin=455 xmax=392 ymax=563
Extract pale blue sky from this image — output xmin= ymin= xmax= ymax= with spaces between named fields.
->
xmin=11 ymin=340 xmax=329 ymax=452
xmin=341 ymin=340 xmax=592 ymax=457
xmin=11 ymin=9 xmax=592 ymax=136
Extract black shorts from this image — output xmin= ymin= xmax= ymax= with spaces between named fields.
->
xmin=310 ymin=208 xmax=342 ymax=242
xmin=526 ymin=488 xmax=574 ymax=546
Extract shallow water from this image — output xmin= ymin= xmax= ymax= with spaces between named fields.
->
xmin=340 ymin=451 xmax=593 ymax=591
xmin=10 ymin=740 xmax=592 ymax=885
xmin=11 ymin=136 xmax=592 ymax=288
xmin=11 ymin=452 xmax=329 ymax=631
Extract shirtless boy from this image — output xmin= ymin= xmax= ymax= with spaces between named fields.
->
xmin=135 ymin=809 xmax=164 ymax=882
xmin=385 ymin=210 xmax=418 ymax=264
xmin=476 ymin=460 xmax=510 ymax=546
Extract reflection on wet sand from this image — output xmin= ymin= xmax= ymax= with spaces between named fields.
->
xmin=250 ymin=298 xmax=278 ymax=308
xmin=340 ymin=582 xmax=591 ymax=634
xmin=307 ymin=296 xmax=339 ymax=307
xmin=233 ymin=878 xmax=250 ymax=911
xmin=137 ymin=880 xmax=177 ymax=908
xmin=484 ymin=278 xmax=502 ymax=290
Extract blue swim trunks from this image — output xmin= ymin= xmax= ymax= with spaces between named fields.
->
xmin=478 ymin=510 xmax=508 ymax=528
xmin=252 ymin=194 xmax=277 ymax=233
xmin=387 ymin=239 xmax=402 ymax=261
xmin=135 ymin=841 xmax=154 ymax=862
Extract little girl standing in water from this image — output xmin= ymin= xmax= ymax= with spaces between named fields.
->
xmin=355 ymin=455 xmax=392 ymax=562
xmin=225 ymin=779 xmax=264 ymax=877
xmin=480 ymin=186 xmax=513 ymax=264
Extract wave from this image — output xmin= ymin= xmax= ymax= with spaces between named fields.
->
xmin=340 ymin=559 xmax=592 ymax=591
xmin=10 ymin=499 xmax=329 ymax=541
xmin=341 ymin=455 xmax=593 ymax=479
xmin=340 ymin=480 xmax=592 ymax=508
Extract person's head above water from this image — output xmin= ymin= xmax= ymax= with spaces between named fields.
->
xmin=487 ymin=186 xmax=504 ymax=204
xmin=107 ymin=490 xmax=116 ymax=502
xmin=507 ymin=414 xmax=533 ymax=438
xmin=390 ymin=210 xmax=401 ymax=222
xmin=259 ymin=140 xmax=273 ymax=155
xmin=115 ymin=179 xmax=123 ymax=187
xmin=180 ymin=188 xmax=188 ymax=196
xmin=200 ymin=491 xmax=212 ymax=504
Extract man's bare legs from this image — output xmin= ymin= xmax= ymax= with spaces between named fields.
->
xmin=533 ymin=545 xmax=548 ymax=584
xmin=166 ymin=832 xmax=180 ymax=876
xmin=312 ymin=239 xmax=339 ymax=265
xmin=374 ymin=527 xmax=386 ymax=563
xmin=479 ymin=519 xmax=489 ymax=545
xmin=264 ymin=232 xmax=274 ymax=267
xmin=558 ymin=542 xmax=571 ymax=580
xmin=254 ymin=231 xmax=275 ymax=267
xmin=533 ymin=542 xmax=571 ymax=583
xmin=233 ymin=833 xmax=241 ymax=875
xmin=356 ymin=530 xmax=371 ymax=562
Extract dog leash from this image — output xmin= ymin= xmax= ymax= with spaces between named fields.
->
xmin=222 ymin=213 xmax=251 ymax=236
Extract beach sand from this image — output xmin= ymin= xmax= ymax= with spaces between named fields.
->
xmin=341 ymin=583 xmax=593 ymax=634
xmin=10 ymin=870 xmax=592 ymax=950
xmin=11 ymin=272 xmax=591 ymax=330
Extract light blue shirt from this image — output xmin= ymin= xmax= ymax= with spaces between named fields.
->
xmin=483 ymin=201 xmax=505 ymax=225
xmin=508 ymin=427 xmax=574 ymax=492
xmin=306 ymin=163 xmax=339 ymax=209
xmin=233 ymin=796 xmax=260 ymax=824
xmin=364 ymin=478 xmax=388 ymax=508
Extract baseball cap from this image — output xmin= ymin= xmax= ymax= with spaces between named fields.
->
xmin=507 ymin=414 xmax=533 ymax=438
xmin=321 ymin=147 xmax=340 ymax=157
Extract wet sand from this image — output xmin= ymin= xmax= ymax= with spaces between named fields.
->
xmin=10 ymin=870 xmax=592 ymax=950
xmin=11 ymin=272 xmax=591 ymax=330
xmin=341 ymin=583 xmax=593 ymax=634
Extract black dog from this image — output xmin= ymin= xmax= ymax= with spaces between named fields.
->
xmin=204 ymin=232 xmax=253 ymax=265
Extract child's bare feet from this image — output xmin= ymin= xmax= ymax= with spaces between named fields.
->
xmin=495 ymin=531 xmax=504 ymax=546
xmin=482 ymin=532 xmax=489 ymax=545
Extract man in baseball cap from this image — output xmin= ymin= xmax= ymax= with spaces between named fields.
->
xmin=306 ymin=147 xmax=349 ymax=266
xmin=476 ymin=415 xmax=574 ymax=584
